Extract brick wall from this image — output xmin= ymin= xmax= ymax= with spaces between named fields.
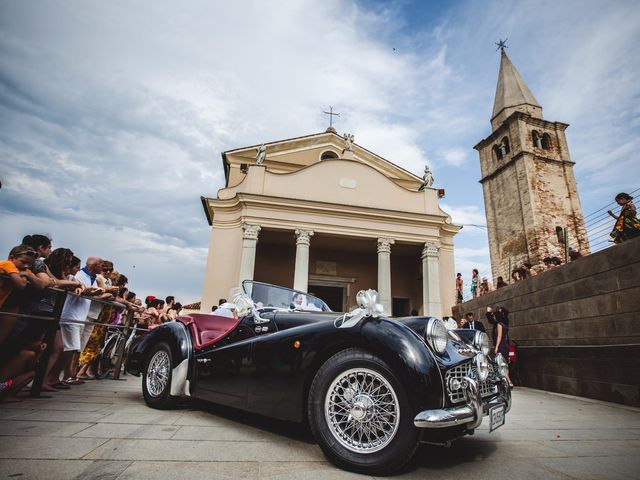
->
xmin=454 ymin=237 xmax=640 ymax=406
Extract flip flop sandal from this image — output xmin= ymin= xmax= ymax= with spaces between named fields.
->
xmin=50 ymin=382 xmax=71 ymax=390
xmin=64 ymin=378 xmax=83 ymax=386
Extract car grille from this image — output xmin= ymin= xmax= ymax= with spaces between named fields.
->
xmin=444 ymin=361 xmax=499 ymax=404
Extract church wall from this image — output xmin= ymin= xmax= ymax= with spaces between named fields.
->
xmin=226 ymin=161 xmax=442 ymax=217
xmin=201 ymin=225 xmax=243 ymax=312
xmin=254 ymin=243 xmax=295 ymax=288
xmin=481 ymin=157 xmax=535 ymax=283
xmin=528 ymin=156 xmax=588 ymax=262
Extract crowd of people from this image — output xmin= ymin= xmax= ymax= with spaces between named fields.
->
xmin=0 ymin=233 xmax=183 ymax=402
xmin=456 ymin=269 xmax=496 ymax=301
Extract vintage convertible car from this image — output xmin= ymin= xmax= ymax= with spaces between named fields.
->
xmin=127 ymin=281 xmax=511 ymax=475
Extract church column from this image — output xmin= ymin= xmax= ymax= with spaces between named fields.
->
xmin=238 ymin=224 xmax=261 ymax=284
xmin=293 ymin=229 xmax=314 ymax=292
xmin=377 ymin=238 xmax=395 ymax=316
xmin=422 ymin=241 xmax=442 ymax=318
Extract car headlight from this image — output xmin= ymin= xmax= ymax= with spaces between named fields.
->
xmin=474 ymin=331 xmax=490 ymax=355
xmin=495 ymin=353 xmax=508 ymax=377
xmin=425 ymin=318 xmax=448 ymax=354
xmin=475 ymin=353 xmax=489 ymax=381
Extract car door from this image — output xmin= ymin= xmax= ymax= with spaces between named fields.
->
xmin=193 ymin=324 xmax=255 ymax=409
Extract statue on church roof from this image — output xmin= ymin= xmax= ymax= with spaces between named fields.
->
xmin=256 ymin=144 xmax=266 ymax=165
xmin=343 ymin=133 xmax=354 ymax=152
xmin=421 ymin=164 xmax=434 ymax=188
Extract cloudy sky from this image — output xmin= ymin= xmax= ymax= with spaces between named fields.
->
xmin=1 ymin=0 xmax=639 ymax=304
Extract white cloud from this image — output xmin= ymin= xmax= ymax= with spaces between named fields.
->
xmin=1 ymin=0 xmax=638 ymax=303
xmin=440 ymin=203 xmax=486 ymax=228
xmin=439 ymin=147 xmax=468 ymax=167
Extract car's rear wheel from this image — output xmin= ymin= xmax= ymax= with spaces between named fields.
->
xmin=308 ymin=348 xmax=420 ymax=475
xmin=142 ymin=342 xmax=178 ymax=409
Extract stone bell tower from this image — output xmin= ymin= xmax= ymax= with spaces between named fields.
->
xmin=474 ymin=49 xmax=590 ymax=282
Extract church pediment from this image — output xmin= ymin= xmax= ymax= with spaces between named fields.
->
xmin=218 ymin=159 xmax=445 ymax=217
xmin=222 ymin=131 xmax=422 ymax=190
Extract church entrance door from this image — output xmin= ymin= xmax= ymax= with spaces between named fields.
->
xmin=392 ymin=297 xmax=410 ymax=317
xmin=308 ymin=285 xmax=344 ymax=312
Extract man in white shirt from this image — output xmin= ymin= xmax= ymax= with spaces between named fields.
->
xmin=59 ymin=257 xmax=105 ymax=382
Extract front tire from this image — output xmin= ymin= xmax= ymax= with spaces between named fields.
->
xmin=308 ymin=348 xmax=420 ymax=475
xmin=142 ymin=342 xmax=178 ymax=409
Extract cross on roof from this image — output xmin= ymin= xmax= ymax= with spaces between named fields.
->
xmin=323 ymin=106 xmax=340 ymax=128
xmin=495 ymin=38 xmax=508 ymax=51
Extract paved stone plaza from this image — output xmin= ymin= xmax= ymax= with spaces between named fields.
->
xmin=0 ymin=377 xmax=638 ymax=479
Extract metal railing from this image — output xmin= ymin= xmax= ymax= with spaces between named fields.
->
xmin=0 ymin=276 xmax=148 ymax=397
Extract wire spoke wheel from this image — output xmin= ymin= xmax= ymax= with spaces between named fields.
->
xmin=324 ymin=367 xmax=400 ymax=453
xmin=146 ymin=350 xmax=170 ymax=397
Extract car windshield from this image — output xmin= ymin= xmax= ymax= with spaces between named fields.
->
xmin=242 ymin=281 xmax=332 ymax=312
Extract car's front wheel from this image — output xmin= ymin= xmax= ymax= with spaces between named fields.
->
xmin=142 ymin=342 xmax=178 ymax=409
xmin=308 ymin=348 xmax=420 ymax=475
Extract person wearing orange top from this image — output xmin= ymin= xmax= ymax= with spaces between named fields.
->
xmin=0 ymin=245 xmax=43 ymax=345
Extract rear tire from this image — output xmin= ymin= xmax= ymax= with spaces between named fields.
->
xmin=308 ymin=348 xmax=419 ymax=475
xmin=142 ymin=342 xmax=178 ymax=409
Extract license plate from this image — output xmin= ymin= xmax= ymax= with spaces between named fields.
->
xmin=489 ymin=405 xmax=505 ymax=432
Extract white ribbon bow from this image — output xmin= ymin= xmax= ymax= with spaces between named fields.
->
xmin=335 ymin=289 xmax=384 ymax=328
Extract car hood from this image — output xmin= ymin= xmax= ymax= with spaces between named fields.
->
xmin=270 ymin=310 xmax=341 ymax=331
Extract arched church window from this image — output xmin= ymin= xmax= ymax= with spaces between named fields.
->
xmin=493 ymin=144 xmax=503 ymax=160
xmin=541 ymin=133 xmax=551 ymax=150
xmin=501 ymin=137 xmax=510 ymax=155
xmin=320 ymin=150 xmax=339 ymax=161
xmin=532 ymin=130 xmax=542 ymax=148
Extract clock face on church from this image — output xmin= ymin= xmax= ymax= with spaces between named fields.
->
xmin=126 ymin=281 xmax=511 ymax=474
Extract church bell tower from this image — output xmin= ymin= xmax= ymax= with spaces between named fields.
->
xmin=474 ymin=49 xmax=590 ymax=281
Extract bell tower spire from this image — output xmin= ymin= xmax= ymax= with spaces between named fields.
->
xmin=474 ymin=49 xmax=590 ymax=282
xmin=491 ymin=49 xmax=542 ymax=130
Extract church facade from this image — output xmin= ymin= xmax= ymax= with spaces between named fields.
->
xmin=475 ymin=50 xmax=590 ymax=282
xmin=200 ymin=130 xmax=460 ymax=316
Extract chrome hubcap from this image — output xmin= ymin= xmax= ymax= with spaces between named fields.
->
xmin=325 ymin=368 xmax=400 ymax=453
xmin=146 ymin=350 xmax=170 ymax=397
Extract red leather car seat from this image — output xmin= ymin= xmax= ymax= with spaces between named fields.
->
xmin=177 ymin=313 xmax=241 ymax=350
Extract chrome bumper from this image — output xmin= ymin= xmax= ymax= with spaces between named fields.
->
xmin=414 ymin=376 xmax=511 ymax=429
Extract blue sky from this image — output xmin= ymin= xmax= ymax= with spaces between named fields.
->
xmin=1 ymin=0 xmax=639 ymax=304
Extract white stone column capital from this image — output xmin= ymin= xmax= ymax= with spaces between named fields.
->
xmin=421 ymin=241 xmax=440 ymax=259
xmin=377 ymin=237 xmax=395 ymax=254
xmin=242 ymin=224 xmax=261 ymax=241
xmin=295 ymin=229 xmax=314 ymax=246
